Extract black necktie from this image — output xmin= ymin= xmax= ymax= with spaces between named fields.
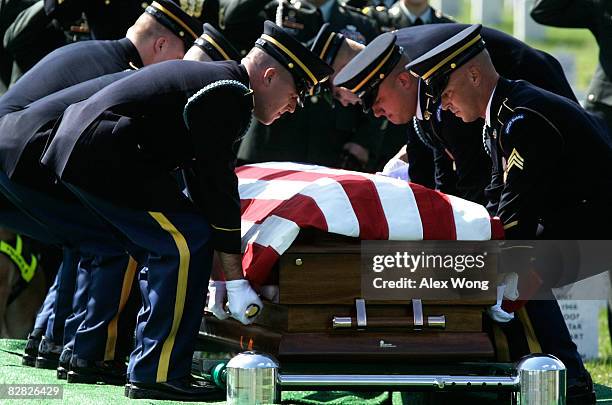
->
xmin=413 ymin=17 xmax=424 ymax=26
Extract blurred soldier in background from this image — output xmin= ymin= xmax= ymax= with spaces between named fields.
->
xmin=237 ymin=0 xmax=380 ymax=170
xmin=364 ymin=0 xmax=453 ymax=33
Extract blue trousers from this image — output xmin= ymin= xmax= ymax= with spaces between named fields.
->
xmin=525 ymin=295 xmax=586 ymax=380
xmin=62 ymin=255 xmax=92 ymax=350
xmin=33 ymin=272 xmax=58 ymax=332
xmin=0 ymin=173 xmax=138 ymax=361
xmin=67 ymin=184 xmax=213 ymax=383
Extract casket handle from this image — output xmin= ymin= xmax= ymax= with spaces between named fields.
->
xmin=331 ymin=315 xmax=446 ymax=329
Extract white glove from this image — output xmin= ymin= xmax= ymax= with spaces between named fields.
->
xmin=206 ymin=280 xmax=229 ymax=320
xmin=378 ymin=158 xmax=410 ymax=181
xmin=225 ymin=279 xmax=263 ymax=325
xmin=500 ymin=272 xmax=519 ymax=301
xmin=487 ymin=284 xmax=515 ymax=323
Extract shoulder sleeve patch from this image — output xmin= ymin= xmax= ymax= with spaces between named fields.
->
xmin=503 ymin=113 xmax=525 ymax=135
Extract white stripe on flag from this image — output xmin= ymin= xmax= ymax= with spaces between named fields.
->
xmin=300 ymin=177 xmax=360 ymax=237
xmin=447 ymin=195 xmax=492 ymax=240
xmin=241 ymin=215 xmax=300 ymax=255
xmin=251 ymin=161 xmax=350 ymax=176
xmin=371 ymin=175 xmax=424 ymax=240
xmin=239 ymin=178 xmax=310 ymax=200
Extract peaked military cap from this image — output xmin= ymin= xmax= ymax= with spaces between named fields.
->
xmin=255 ymin=20 xmax=333 ymax=102
xmin=194 ymin=23 xmax=240 ymax=61
xmin=406 ymin=24 xmax=485 ymax=103
xmin=310 ymin=23 xmax=345 ymax=66
xmin=145 ymin=0 xmax=203 ymax=50
xmin=332 ymin=32 xmax=403 ymax=111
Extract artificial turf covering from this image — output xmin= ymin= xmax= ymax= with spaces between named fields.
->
xmin=1 ymin=339 xmax=611 ymax=404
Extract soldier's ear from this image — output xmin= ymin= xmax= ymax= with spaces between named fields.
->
xmin=396 ymin=71 xmax=413 ymax=90
xmin=468 ymin=65 xmax=481 ymax=87
xmin=262 ymin=67 xmax=278 ymax=88
xmin=153 ymin=37 xmax=167 ymax=54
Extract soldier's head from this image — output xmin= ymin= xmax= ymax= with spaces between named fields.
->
xmin=127 ymin=0 xmax=203 ymax=65
xmin=243 ymin=21 xmax=333 ymax=125
xmin=309 ymin=23 xmax=366 ymax=107
xmin=334 ymin=32 xmax=418 ymax=124
xmin=407 ymin=24 xmax=498 ymax=123
xmin=184 ymin=23 xmax=241 ymax=62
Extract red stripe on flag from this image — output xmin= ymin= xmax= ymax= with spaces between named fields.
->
xmin=237 ymin=166 xmax=309 ymax=181
xmin=336 ymin=176 xmax=389 ymax=239
xmin=241 ymin=199 xmax=284 ymax=222
xmin=490 ymin=217 xmax=505 ymax=240
xmin=242 ymin=242 xmax=281 ymax=287
xmin=267 ymin=194 xmax=328 ymax=231
xmin=410 ymin=183 xmax=456 ymax=239
xmin=237 ymin=165 xmax=348 ymax=182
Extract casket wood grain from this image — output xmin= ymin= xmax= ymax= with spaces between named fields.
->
xmin=201 ymin=230 xmax=497 ymax=361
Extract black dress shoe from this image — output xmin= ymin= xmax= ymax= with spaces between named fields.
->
xmin=56 ymin=347 xmax=73 ymax=380
xmin=128 ymin=376 xmax=226 ymax=401
xmin=67 ymin=357 xmax=127 ymax=386
xmin=35 ymin=336 xmax=62 ymax=369
xmin=22 ymin=329 xmax=43 ymax=367
xmin=567 ymin=371 xmax=597 ymax=405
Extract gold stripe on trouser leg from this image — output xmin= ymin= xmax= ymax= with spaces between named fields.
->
xmin=517 ymin=307 xmax=543 ymax=353
xmin=149 ymin=212 xmax=191 ymax=383
xmin=492 ymin=323 xmax=511 ymax=362
xmin=104 ymin=257 xmax=138 ymax=361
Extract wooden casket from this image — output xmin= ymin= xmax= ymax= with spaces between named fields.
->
xmin=200 ymin=230 xmax=498 ymax=364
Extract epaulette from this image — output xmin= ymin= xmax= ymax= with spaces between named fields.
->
xmin=361 ymin=4 xmax=392 ymax=31
xmin=180 ymin=0 xmax=205 ymax=18
xmin=342 ymin=3 xmax=365 ymax=14
xmin=389 ymin=4 xmax=401 ymax=16
xmin=361 ymin=4 xmax=387 ymax=15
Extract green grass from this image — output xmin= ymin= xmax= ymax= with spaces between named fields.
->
xmin=452 ymin=0 xmax=598 ymax=94
xmin=586 ymin=307 xmax=612 ymax=387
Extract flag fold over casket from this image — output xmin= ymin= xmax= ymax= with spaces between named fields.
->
xmin=237 ymin=162 xmax=504 ymax=286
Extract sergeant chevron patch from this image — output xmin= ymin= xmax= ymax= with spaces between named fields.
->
xmin=504 ymin=148 xmax=524 ymax=182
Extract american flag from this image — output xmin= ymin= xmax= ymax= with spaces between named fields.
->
xmin=237 ymin=162 xmax=504 ymax=286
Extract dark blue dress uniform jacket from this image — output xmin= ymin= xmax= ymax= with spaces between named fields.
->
xmin=0 ymin=38 xmax=142 ymax=117
xmin=0 ymin=71 xmax=132 ymax=192
xmin=490 ymin=77 xmax=612 ymax=239
xmin=42 ymin=60 xmax=253 ymax=253
xmin=397 ymin=26 xmax=577 ymax=205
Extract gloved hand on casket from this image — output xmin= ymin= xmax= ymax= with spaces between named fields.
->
xmin=207 ymin=280 xmax=229 ymax=320
xmin=378 ymin=157 xmax=410 ymax=181
xmin=226 ymin=279 xmax=263 ymax=325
